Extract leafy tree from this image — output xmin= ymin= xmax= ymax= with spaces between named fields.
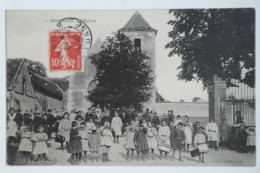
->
xmin=166 ymin=9 xmax=255 ymax=88
xmin=7 ymin=58 xmax=47 ymax=77
xmin=192 ymin=97 xmax=202 ymax=102
xmin=88 ymin=32 xmax=153 ymax=110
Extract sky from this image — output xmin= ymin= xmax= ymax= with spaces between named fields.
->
xmin=6 ymin=9 xmax=208 ymax=102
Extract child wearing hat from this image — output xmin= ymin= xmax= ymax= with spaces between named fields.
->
xmin=88 ymin=126 xmax=102 ymax=162
xmin=100 ymin=121 xmax=114 ymax=162
xmin=79 ymin=121 xmax=89 ymax=162
xmin=31 ymin=125 xmax=49 ymax=161
xmin=68 ymin=121 xmax=82 ymax=165
xmin=134 ymin=125 xmax=149 ymax=161
xmin=171 ymin=122 xmax=186 ymax=161
xmin=193 ymin=127 xmax=208 ymax=163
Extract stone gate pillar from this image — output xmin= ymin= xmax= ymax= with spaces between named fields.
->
xmin=207 ymin=75 xmax=227 ymax=125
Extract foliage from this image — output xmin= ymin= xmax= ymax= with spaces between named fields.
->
xmin=166 ymin=9 xmax=255 ymax=88
xmin=7 ymin=58 xmax=47 ymax=77
xmin=88 ymin=32 xmax=153 ymax=110
xmin=192 ymin=97 xmax=202 ymax=102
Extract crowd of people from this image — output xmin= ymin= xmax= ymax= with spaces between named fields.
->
xmin=7 ymin=106 xmax=256 ymax=165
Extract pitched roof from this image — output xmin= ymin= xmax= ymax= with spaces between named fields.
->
xmin=7 ymin=59 xmax=25 ymax=88
xmin=46 ymin=77 xmax=69 ymax=92
xmin=29 ymin=71 xmax=63 ymax=100
xmin=120 ymin=11 xmax=157 ymax=34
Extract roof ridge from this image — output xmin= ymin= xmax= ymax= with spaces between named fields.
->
xmin=120 ymin=11 xmax=157 ymax=34
xmin=28 ymin=70 xmax=64 ymax=93
xmin=11 ymin=58 xmax=26 ymax=84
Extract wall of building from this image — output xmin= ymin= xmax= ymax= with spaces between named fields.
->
xmin=7 ymin=63 xmax=42 ymax=113
xmin=121 ymin=31 xmax=156 ymax=107
xmin=7 ymin=92 xmax=42 ymax=113
xmin=65 ymin=39 xmax=102 ymax=112
xmin=35 ymin=91 xmax=63 ymax=112
xmin=154 ymin=102 xmax=209 ymax=117
xmin=11 ymin=63 xmax=35 ymax=98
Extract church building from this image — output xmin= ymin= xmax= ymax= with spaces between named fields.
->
xmin=64 ymin=11 xmax=157 ymax=112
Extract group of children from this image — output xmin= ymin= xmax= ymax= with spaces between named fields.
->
xmin=18 ymin=124 xmax=49 ymax=162
xmin=9 ymin=106 xmax=256 ymax=165
xmin=67 ymin=120 xmax=114 ymax=165
xmin=124 ymin=118 xmax=208 ymax=163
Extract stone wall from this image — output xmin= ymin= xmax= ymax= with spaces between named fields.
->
xmin=11 ymin=62 xmax=35 ymax=97
xmin=8 ymin=92 xmax=42 ymax=113
xmin=207 ymin=75 xmax=227 ymax=125
xmin=7 ymin=62 xmax=42 ymax=113
xmin=154 ymin=102 xmax=209 ymax=117
xmin=35 ymin=91 xmax=63 ymax=112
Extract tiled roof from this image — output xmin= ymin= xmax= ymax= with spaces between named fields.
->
xmin=29 ymin=71 xmax=63 ymax=100
xmin=46 ymin=77 xmax=69 ymax=92
xmin=120 ymin=11 xmax=157 ymax=34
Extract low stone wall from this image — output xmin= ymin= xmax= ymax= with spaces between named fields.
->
xmin=153 ymin=102 xmax=209 ymax=117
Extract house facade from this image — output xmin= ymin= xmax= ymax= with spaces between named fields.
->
xmin=7 ymin=59 xmax=65 ymax=114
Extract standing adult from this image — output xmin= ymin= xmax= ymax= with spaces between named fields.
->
xmin=7 ymin=108 xmax=18 ymax=165
xmin=15 ymin=109 xmax=24 ymax=130
xmin=219 ymin=118 xmax=229 ymax=149
xmin=47 ymin=109 xmax=55 ymax=139
xmin=111 ymin=111 xmax=123 ymax=144
xmin=32 ymin=111 xmax=43 ymax=132
xmin=149 ymin=112 xmax=160 ymax=130
xmin=100 ymin=111 xmax=112 ymax=127
xmin=206 ymin=119 xmax=219 ymax=150
xmin=58 ymin=112 xmax=71 ymax=149
xmin=120 ymin=111 xmax=129 ymax=136
xmin=54 ymin=111 xmax=62 ymax=137
xmin=236 ymin=123 xmax=247 ymax=152
xmin=7 ymin=108 xmax=18 ymax=140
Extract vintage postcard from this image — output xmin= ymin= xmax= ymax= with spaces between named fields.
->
xmin=5 ymin=9 xmax=255 ymax=166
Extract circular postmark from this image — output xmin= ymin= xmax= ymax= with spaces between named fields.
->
xmin=50 ymin=17 xmax=93 ymax=71
xmin=55 ymin=17 xmax=92 ymax=51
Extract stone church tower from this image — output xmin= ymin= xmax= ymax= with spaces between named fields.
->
xmin=120 ymin=11 xmax=157 ymax=108
xmin=64 ymin=11 xmax=157 ymax=112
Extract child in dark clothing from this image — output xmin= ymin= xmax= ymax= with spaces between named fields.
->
xmin=133 ymin=125 xmax=149 ymax=161
xmin=171 ymin=122 xmax=186 ymax=161
xmin=68 ymin=121 xmax=82 ymax=165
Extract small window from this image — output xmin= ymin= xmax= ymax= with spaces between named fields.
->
xmin=134 ymin=39 xmax=141 ymax=50
xmin=22 ymin=79 xmax=26 ymax=95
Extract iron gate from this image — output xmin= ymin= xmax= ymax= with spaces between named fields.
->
xmin=220 ymin=80 xmax=255 ymax=125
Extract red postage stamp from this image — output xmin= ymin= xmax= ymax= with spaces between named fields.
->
xmin=49 ymin=32 xmax=82 ymax=71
